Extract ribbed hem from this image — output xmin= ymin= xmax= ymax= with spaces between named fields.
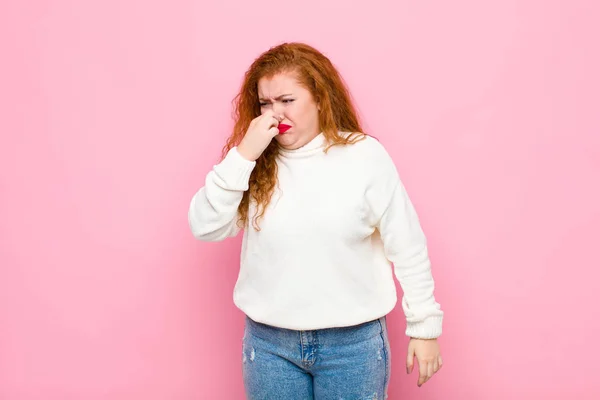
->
xmin=405 ymin=315 xmax=443 ymax=339
xmin=213 ymin=147 xmax=256 ymax=190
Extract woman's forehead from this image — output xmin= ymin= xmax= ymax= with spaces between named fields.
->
xmin=258 ymin=74 xmax=302 ymax=98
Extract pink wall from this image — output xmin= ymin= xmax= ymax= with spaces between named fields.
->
xmin=1 ymin=1 xmax=598 ymax=399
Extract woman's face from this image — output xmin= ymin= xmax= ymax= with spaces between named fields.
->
xmin=257 ymin=71 xmax=321 ymax=150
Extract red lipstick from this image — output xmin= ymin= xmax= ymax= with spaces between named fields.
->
xmin=278 ymin=124 xmax=291 ymax=134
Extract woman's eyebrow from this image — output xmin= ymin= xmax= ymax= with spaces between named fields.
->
xmin=258 ymin=94 xmax=293 ymax=101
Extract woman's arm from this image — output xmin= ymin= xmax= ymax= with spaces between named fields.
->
xmin=364 ymin=140 xmax=444 ymax=339
xmin=188 ymin=147 xmax=255 ymax=242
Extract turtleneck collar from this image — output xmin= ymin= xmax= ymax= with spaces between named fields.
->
xmin=277 ymin=132 xmax=327 ymax=159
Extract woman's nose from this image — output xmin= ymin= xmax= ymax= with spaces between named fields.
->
xmin=272 ymin=102 xmax=285 ymax=119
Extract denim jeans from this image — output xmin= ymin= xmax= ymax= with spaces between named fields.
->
xmin=242 ymin=314 xmax=391 ymax=399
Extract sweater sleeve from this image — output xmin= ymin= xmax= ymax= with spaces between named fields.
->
xmin=365 ymin=140 xmax=444 ymax=339
xmin=188 ymin=146 xmax=256 ymax=242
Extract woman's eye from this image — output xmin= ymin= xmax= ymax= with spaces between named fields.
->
xmin=260 ymin=99 xmax=293 ymax=107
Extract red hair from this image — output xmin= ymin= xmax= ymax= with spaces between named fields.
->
xmin=222 ymin=42 xmax=366 ymax=230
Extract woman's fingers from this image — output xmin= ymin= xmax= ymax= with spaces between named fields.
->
xmin=418 ymin=359 xmax=429 ymax=387
xmin=418 ymin=357 xmax=442 ymax=387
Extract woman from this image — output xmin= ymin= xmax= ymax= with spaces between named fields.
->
xmin=188 ymin=42 xmax=444 ymax=399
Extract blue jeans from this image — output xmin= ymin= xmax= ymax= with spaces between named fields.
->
xmin=242 ymin=315 xmax=391 ymax=399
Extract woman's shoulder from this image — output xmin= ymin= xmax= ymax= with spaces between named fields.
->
xmin=333 ymin=131 xmax=398 ymax=180
xmin=336 ymin=131 xmax=391 ymax=159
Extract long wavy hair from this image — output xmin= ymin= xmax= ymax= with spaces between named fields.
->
xmin=222 ymin=42 xmax=366 ymax=230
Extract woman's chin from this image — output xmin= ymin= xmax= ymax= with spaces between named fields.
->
xmin=275 ymin=132 xmax=295 ymax=145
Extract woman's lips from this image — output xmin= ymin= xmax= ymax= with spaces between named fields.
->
xmin=278 ymin=124 xmax=292 ymax=134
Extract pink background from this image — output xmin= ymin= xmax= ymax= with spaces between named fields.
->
xmin=1 ymin=0 xmax=599 ymax=399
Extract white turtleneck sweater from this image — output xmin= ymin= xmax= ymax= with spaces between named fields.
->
xmin=188 ymin=132 xmax=444 ymax=338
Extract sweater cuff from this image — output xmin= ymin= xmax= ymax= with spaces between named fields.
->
xmin=405 ymin=315 xmax=443 ymax=339
xmin=213 ymin=147 xmax=256 ymax=191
